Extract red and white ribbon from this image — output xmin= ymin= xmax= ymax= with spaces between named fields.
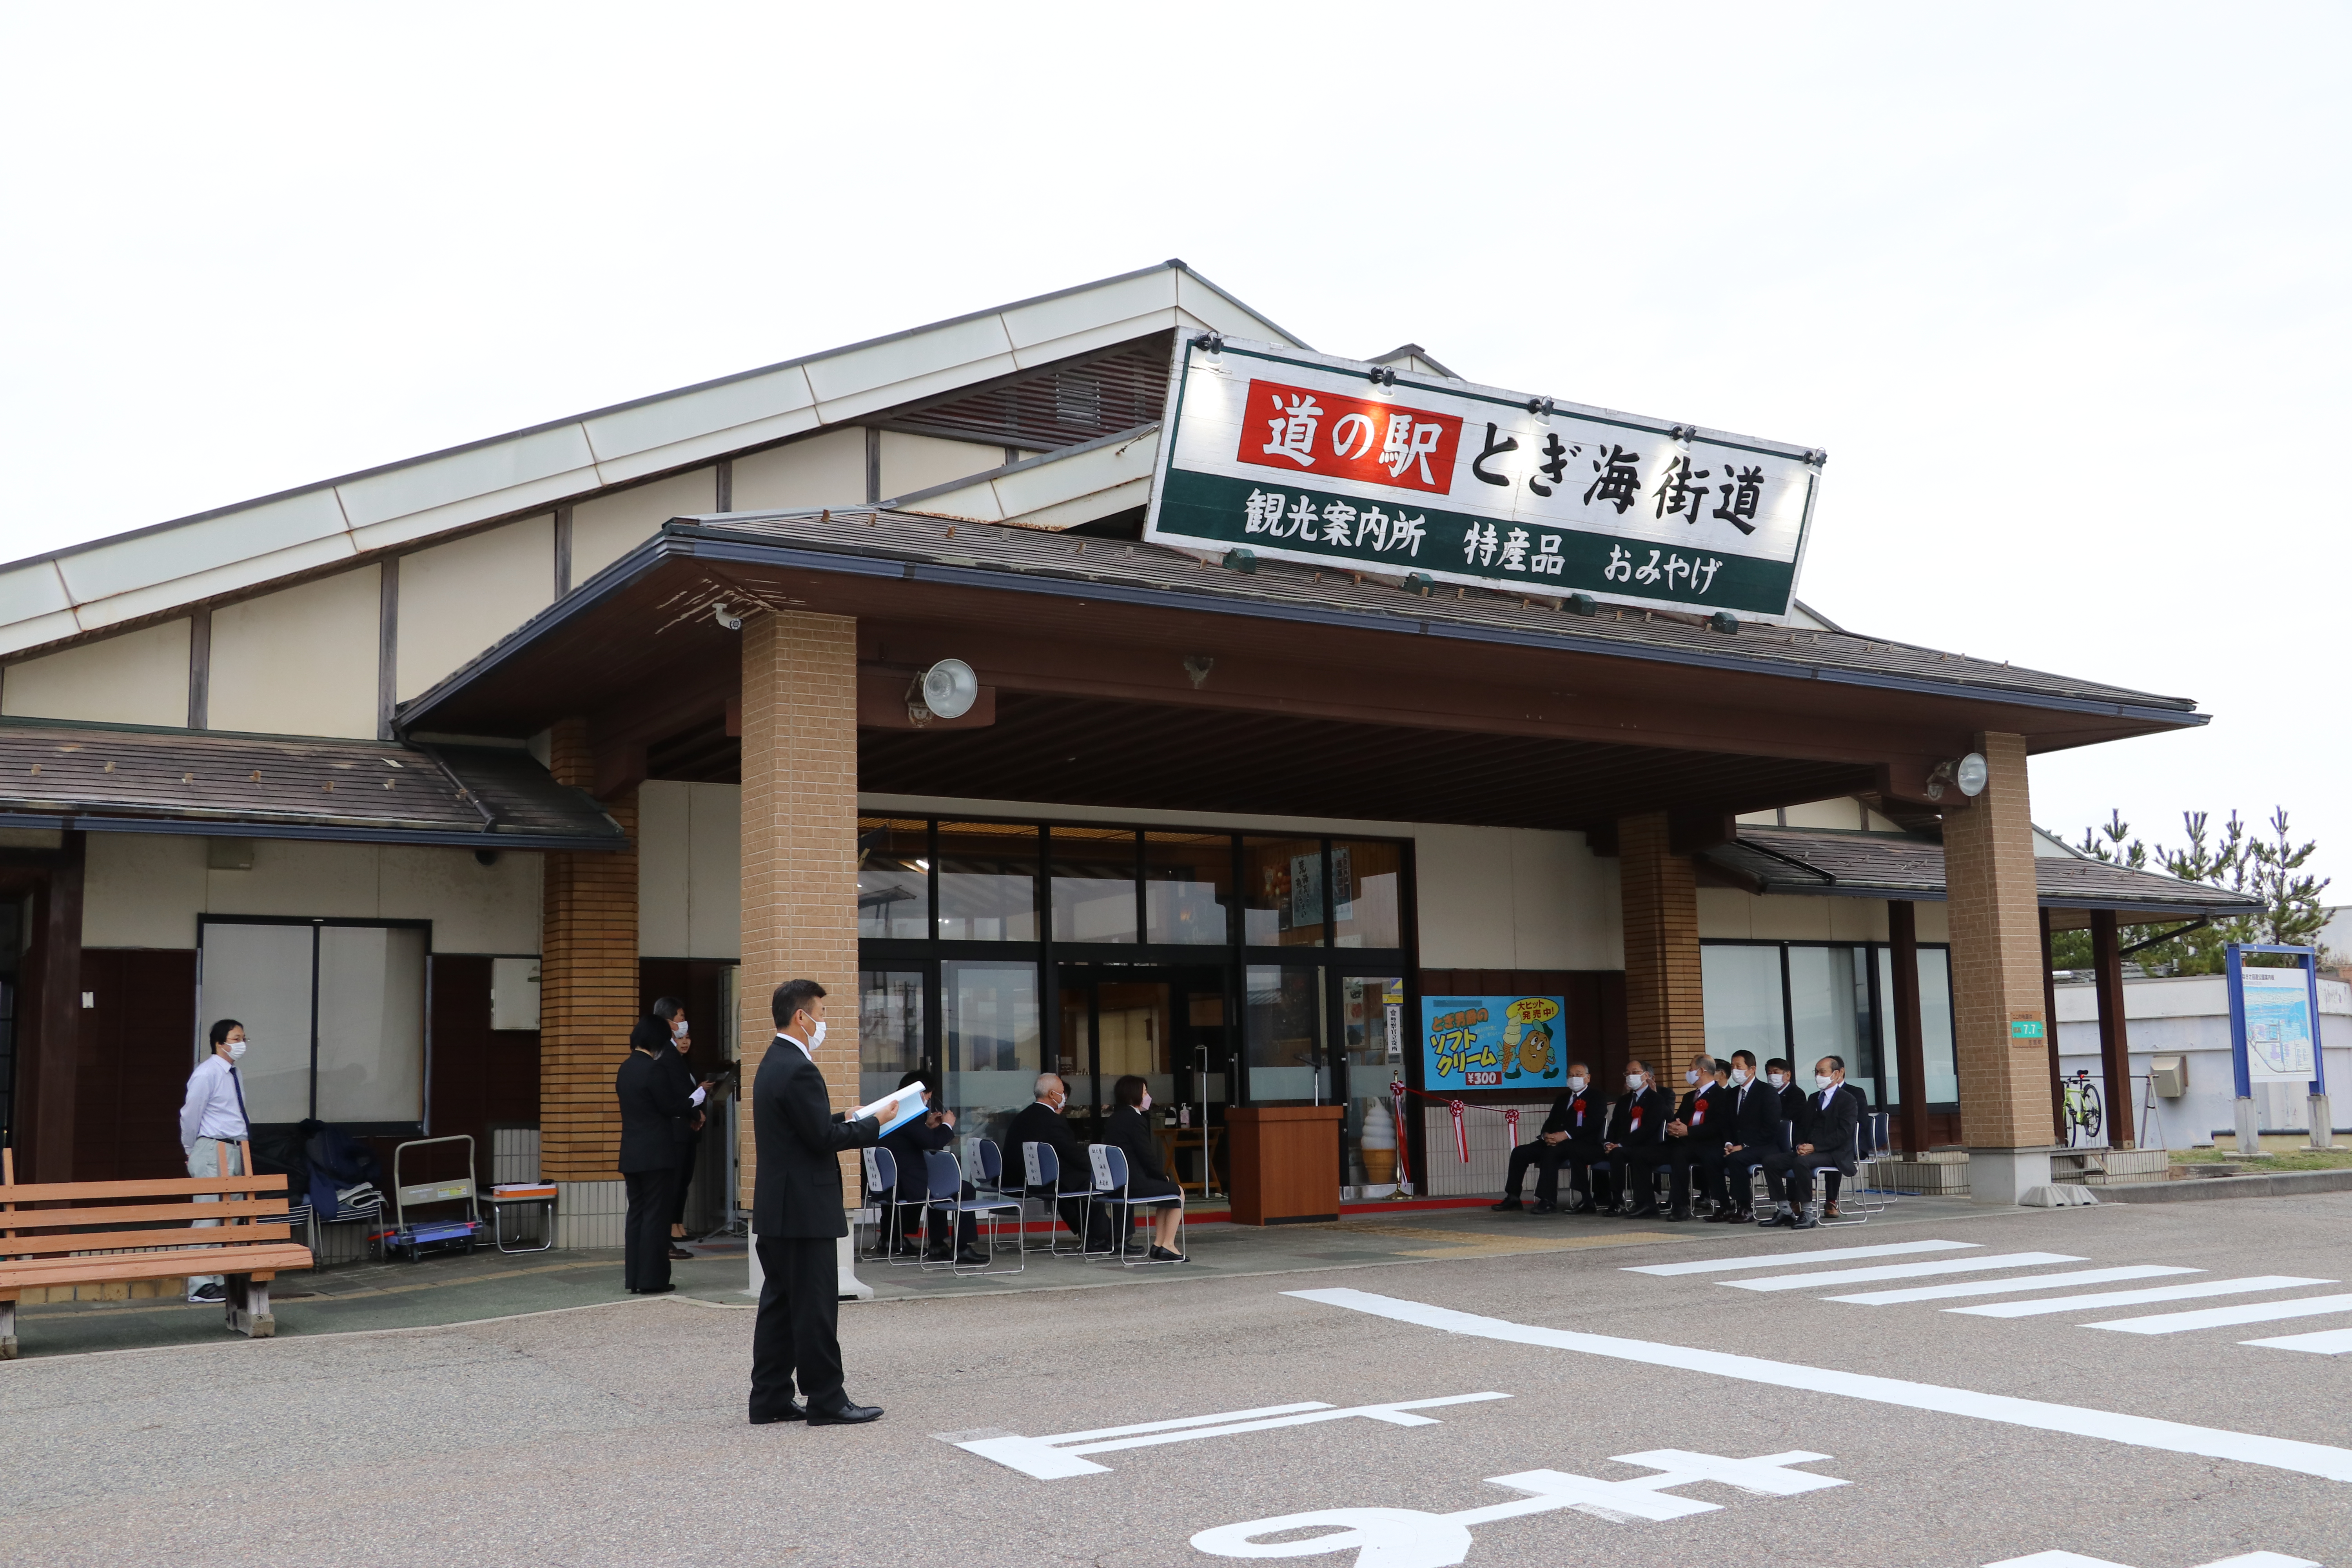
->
xmin=1504 ymin=1107 xmax=1521 ymax=1145
xmin=1389 ymin=1078 xmax=1414 ymax=1191
xmin=1448 ymin=1100 xmax=1469 ymax=1163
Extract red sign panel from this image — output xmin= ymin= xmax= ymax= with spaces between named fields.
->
xmin=1232 ymin=377 xmax=1463 ymax=495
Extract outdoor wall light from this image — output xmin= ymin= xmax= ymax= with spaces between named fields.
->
xmin=1190 ymin=332 xmax=1225 ymax=354
xmin=918 ymin=658 xmax=979 ymax=720
xmin=1922 ymin=751 xmax=1990 ymax=801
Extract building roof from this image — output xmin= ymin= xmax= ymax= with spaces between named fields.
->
xmin=0 ymin=262 xmax=1298 ymax=657
xmin=1704 ymin=825 xmax=2261 ymax=923
xmin=0 ymin=717 xmax=624 ymax=850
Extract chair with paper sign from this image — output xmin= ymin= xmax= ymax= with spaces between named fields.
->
xmin=1090 ymin=1074 xmax=1186 ymax=1265
xmin=920 ymin=1150 xmax=1024 ymax=1276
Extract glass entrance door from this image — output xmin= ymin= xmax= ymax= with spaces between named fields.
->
xmin=1337 ymin=975 xmax=1407 ymax=1197
xmin=1058 ymin=963 xmax=1229 ymax=1196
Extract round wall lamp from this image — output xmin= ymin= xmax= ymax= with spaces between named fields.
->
xmin=918 ymin=658 xmax=979 ymax=720
xmin=1923 ymin=751 xmax=1989 ymax=802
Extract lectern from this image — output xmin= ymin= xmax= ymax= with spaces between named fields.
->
xmin=1224 ymin=1105 xmax=1344 ymax=1224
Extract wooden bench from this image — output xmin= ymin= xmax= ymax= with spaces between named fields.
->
xmin=0 ymin=1143 xmax=315 ymax=1357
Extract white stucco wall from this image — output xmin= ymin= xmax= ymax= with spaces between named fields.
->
xmin=1698 ymin=889 xmax=1950 ymax=944
xmin=208 ymin=566 xmax=382 ymax=739
xmin=2 ymin=616 xmax=192 ymax=728
xmin=570 ymin=468 xmax=718 ymax=583
xmin=638 ymin=780 xmax=742 ymax=958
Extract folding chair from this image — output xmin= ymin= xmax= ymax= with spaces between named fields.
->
xmin=1022 ymin=1141 xmax=1095 ymax=1258
xmin=860 ymin=1147 xmax=926 ymax=1266
xmin=1819 ymin=1120 xmax=1873 ymax=1227
xmin=1085 ymin=1144 xmax=1184 ymax=1267
xmin=1748 ymin=1120 xmax=1795 ymax=1216
xmin=920 ymin=1149 xmax=1024 ymax=1276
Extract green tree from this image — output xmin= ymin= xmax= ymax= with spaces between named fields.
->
xmin=2051 ymin=807 xmax=2328 ymax=974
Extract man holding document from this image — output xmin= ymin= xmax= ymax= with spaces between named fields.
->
xmin=750 ymin=978 xmax=924 ymax=1427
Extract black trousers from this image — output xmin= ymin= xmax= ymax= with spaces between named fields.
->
xmin=1762 ymin=1151 xmax=1847 ymax=1207
xmin=751 ymin=1234 xmax=849 ymax=1416
xmin=624 ymin=1167 xmax=681 ymax=1291
xmin=1563 ymin=1151 xmax=1616 ymax=1207
xmin=1624 ymin=1143 xmax=1699 ymax=1210
xmin=1503 ymin=1140 xmax=1575 ymax=1203
xmin=668 ymin=1132 xmax=701 ymax=1227
xmin=1701 ymin=1147 xmax=1769 ymax=1209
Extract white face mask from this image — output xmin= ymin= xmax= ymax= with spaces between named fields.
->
xmin=1730 ymin=1068 xmax=1750 ymax=1086
xmin=802 ymin=1018 xmax=826 ymax=1049
xmin=1567 ymin=1075 xmax=1587 ymax=1092
xmin=1815 ymin=1074 xmax=1835 ymax=1091
xmin=1767 ymin=1071 xmax=1786 ymax=1088
xmin=1626 ymin=1073 xmax=1644 ymax=1091
xmin=671 ymin=1018 xmax=687 ymax=1038
xmin=225 ymin=1038 xmax=247 ymax=1061
xmin=1684 ymin=1070 xmax=1700 ymax=1085
xmin=1140 ymin=1089 xmax=1152 ymax=1112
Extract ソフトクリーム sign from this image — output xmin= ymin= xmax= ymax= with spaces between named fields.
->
xmin=1422 ymin=995 xmax=1566 ymax=1091
xmin=1145 ymin=337 xmax=1824 ymax=621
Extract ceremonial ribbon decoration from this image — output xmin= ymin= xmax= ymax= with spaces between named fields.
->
xmin=1448 ymin=1100 xmax=1468 ymax=1164
xmin=1389 ymin=1079 xmax=1415 ymax=1193
xmin=1390 ymin=1080 xmax=1541 ymax=1170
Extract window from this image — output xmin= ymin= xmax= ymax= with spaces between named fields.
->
xmin=1702 ymin=945 xmax=1786 ymax=1064
xmin=858 ymin=969 xmax=924 ymax=1106
xmin=1143 ymin=831 xmax=1232 ymax=945
xmin=1245 ymin=964 xmax=1325 ymax=1102
xmin=198 ymin=918 xmax=428 ymax=1129
xmin=936 ymin=822 xmax=1039 ymax=941
xmin=857 ymin=818 xmax=930 ymax=939
xmin=1702 ymin=938 xmax=1956 ymax=1109
xmin=1331 ymin=840 xmax=1403 ymax=949
xmin=1241 ymin=837 xmax=1326 ymax=947
xmin=1049 ymin=826 xmax=1138 ymax=944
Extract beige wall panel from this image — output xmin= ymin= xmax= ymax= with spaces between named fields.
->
xmin=395 ymin=517 xmax=554 ymax=700
xmin=378 ymin=844 xmax=544 ymax=953
xmin=1505 ymin=828 xmax=1620 ymax=969
xmin=203 ymin=838 xmax=384 ymax=920
xmin=1916 ymin=902 xmax=1952 ymax=943
xmin=1828 ymin=897 xmax=1891 ymax=942
xmin=685 ymin=782 xmax=742 ymax=959
xmin=1696 ymin=887 xmax=1757 ymax=940
xmin=729 ymin=428 xmax=866 ymax=513
xmin=1412 ymin=824 xmax=1519 ymax=969
xmin=1782 ymin=797 xmax=1865 ymax=830
xmin=83 ymin=832 xmax=209 ymax=947
xmin=879 ymin=431 xmax=1003 ymax=499
xmin=1747 ymin=894 xmax=1835 ymax=941
xmin=3 ymin=618 xmax=191 ymax=728
xmin=638 ymin=780 xmax=691 ymax=956
xmin=570 ymin=469 xmax=716 ymax=584
xmin=208 ymin=566 xmax=381 ymax=739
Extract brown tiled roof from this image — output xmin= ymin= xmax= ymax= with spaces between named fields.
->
xmin=1707 ymin=826 xmax=2261 ymax=916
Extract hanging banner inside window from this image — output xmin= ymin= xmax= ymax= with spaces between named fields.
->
xmin=1145 ymin=338 xmax=1823 ymax=621
xmin=1421 ymin=994 xmax=1566 ymax=1091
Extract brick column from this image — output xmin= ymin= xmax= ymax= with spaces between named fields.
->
xmin=1618 ymin=811 xmax=1704 ymax=1082
xmin=737 ymin=611 xmax=862 ymax=1231
xmin=538 ymin=718 xmax=640 ymax=1243
xmin=1942 ymin=731 xmax=2056 ymax=1201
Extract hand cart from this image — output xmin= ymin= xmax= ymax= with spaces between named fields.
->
xmin=372 ymin=1135 xmax=489 ymax=1262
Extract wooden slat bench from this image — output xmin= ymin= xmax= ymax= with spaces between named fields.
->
xmin=0 ymin=1143 xmax=315 ymax=1357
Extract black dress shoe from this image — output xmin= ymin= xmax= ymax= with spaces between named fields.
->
xmin=1148 ymin=1245 xmax=1187 ymax=1262
xmin=632 ymin=1282 xmax=677 ymax=1295
xmin=807 ymin=1402 xmax=884 ymax=1425
xmin=749 ymin=1403 xmax=808 ymax=1425
xmin=1667 ymin=1207 xmax=1693 ymax=1221
xmin=1624 ymin=1204 xmax=1661 ymax=1219
xmin=955 ymin=1248 xmax=989 ymax=1267
xmin=1489 ymin=1198 xmax=1525 ymax=1212
xmin=1530 ymin=1200 xmax=1558 ymax=1214
xmin=667 ymin=1246 xmax=694 ymax=1260
xmin=1792 ymin=1212 xmax=1821 ymax=1231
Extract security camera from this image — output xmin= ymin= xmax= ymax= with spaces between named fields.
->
xmin=713 ymin=603 xmax=744 ymax=632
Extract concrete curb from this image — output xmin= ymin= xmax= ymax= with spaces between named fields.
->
xmin=2095 ymin=1167 xmax=2352 ymax=1203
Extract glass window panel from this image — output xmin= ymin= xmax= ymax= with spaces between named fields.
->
xmin=1875 ymin=946 xmax=1962 ymax=1106
xmin=1056 ymin=985 xmax=1095 ymax=1115
xmin=1143 ymin=831 xmax=1233 ymax=946
xmin=1240 ymin=837 xmax=1325 ymax=947
xmin=1787 ymin=945 xmax=1868 ymax=1105
xmin=1049 ymin=826 xmax=1138 ymax=944
xmin=1330 ymin=840 xmax=1403 ymax=949
xmin=1245 ymin=963 xmax=1325 ymax=1102
xmin=199 ymin=922 xmax=317 ymax=1123
xmin=1700 ymin=945 xmax=1786 ymax=1067
xmin=943 ymin=960 xmax=1040 ymax=1150
xmin=1096 ymin=980 xmax=1173 ymax=1109
xmin=1339 ymin=975 xmax=1406 ymax=1192
xmin=316 ymin=926 xmax=426 ymax=1123
xmin=856 ymin=818 xmax=931 ymax=939
xmin=858 ymin=969 xmax=924 ymax=1107
xmin=936 ymin=822 xmax=1039 ymax=941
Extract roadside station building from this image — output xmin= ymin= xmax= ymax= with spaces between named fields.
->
xmin=0 ymin=262 xmax=2252 ymax=1256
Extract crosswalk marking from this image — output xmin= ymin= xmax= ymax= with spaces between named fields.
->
xmin=1622 ymin=1239 xmax=1978 ymax=1276
xmin=2088 ymin=1290 xmax=2352 ymax=1336
xmin=1949 ymin=1276 xmax=2334 ymax=1319
xmin=2240 ymin=1326 xmax=2352 ymax=1355
xmin=1826 ymin=1265 xmax=2199 ymax=1306
xmin=1725 ymin=1252 xmax=2085 ymax=1293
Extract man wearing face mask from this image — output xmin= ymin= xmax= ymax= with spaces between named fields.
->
xmin=1699 ymin=1050 xmax=1781 ymax=1222
xmin=1492 ymin=1062 xmax=1601 ymax=1215
xmin=1599 ymin=1060 xmax=1673 ymax=1216
xmin=651 ymin=997 xmax=703 ymax=1256
xmin=178 ymin=1019 xmax=252 ymax=1305
xmin=1624 ymin=1052 xmax=1720 ymax=1221
xmin=1757 ymin=1055 xmax=1861 ymax=1230
xmin=618 ymin=1011 xmax=711 ymax=1294
xmin=1009 ymin=1072 xmax=1102 ymax=1247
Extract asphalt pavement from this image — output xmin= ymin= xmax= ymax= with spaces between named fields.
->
xmin=5 ymin=1192 xmax=2350 ymax=1568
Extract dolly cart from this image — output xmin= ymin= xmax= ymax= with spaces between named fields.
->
xmin=373 ymin=1135 xmax=489 ymax=1261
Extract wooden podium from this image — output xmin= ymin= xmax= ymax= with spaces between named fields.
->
xmin=1225 ymin=1105 xmax=1343 ymax=1225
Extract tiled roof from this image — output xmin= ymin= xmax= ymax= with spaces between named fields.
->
xmin=1707 ymin=826 xmax=2259 ymax=915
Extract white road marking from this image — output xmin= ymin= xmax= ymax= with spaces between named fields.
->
xmin=1724 ymin=1251 xmax=2085 ymax=1292
xmin=1284 ymin=1287 xmax=2352 ymax=1484
xmin=2089 ymin=1291 xmax=2352 ymax=1336
xmin=947 ymin=1393 xmax=1510 ymax=1479
xmin=1947 ymin=1276 xmax=2335 ymax=1319
xmin=1623 ymin=1239 xmax=1978 ymax=1276
xmin=2242 ymin=1326 xmax=2352 ymax=1355
xmin=1828 ymin=1265 xmax=2199 ymax=1305
xmin=1986 ymin=1554 xmax=2316 ymax=1568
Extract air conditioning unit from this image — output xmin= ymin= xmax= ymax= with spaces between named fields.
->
xmin=2151 ymin=1055 xmax=2188 ymax=1098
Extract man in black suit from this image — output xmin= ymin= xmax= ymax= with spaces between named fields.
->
xmin=878 ymin=1071 xmax=984 ymax=1265
xmin=1759 ymin=1055 xmax=1862 ymax=1230
xmin=1818 ymin=1077 xmax=1874 ymax=1219
xmin=1009 ymin=1073 xmax=1099 ymax=1244
xmin=1601 ymin=1060 xmax=1675 ymax=1216
xmin=1699 ymin=1050 xmax=1782 ymax=1222
xmin=750 ymin=978 xmax=888 ymax=1427
xmin=1493 ymin=1063 xmax=1605 ymax=1215
xmin=1625 ymin=1052 xmax=1723 ymax=1221
xmin=617 ymin=1017 xmax=709 ymax=1294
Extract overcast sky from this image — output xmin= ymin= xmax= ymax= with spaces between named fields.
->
xmin=3 ymin=5 xmax=2345 ymax=888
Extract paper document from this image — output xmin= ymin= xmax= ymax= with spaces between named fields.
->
xmin=857 ymin=1081 xmax=930 ymax=1134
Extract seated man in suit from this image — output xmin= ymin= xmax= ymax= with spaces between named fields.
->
xmin=1595 ymin=1060 xmax=1675 ymax=1216
xmin=1758 ymin=1055 xmax=1862 ymax=1230
xmin=1624 ymin=1051 xmax=1723 ymax=1221
xmin=877 ymin=1071 xmax=984 ymax=1266
xmin=1008 ymin=1071 xmax=1103 ymax=1245
xmin=1697 ymin=1050 xmax=1781 ymax=1222
xmin=1818 ymin=1076 xmax=1874 ymax=1218
xmin=1492 ymin=1063 xmax=1604 ymax=1214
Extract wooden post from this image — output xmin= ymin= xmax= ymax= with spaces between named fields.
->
xmin=25 ymin=833 xmax=85 ymax=1185
xmin=2091 ymin=909 xmax=2136 ymax=1149
xmin=1889 ymin=901 xmax=1930 ymax=1158
xmin=2041 ymin=908 xmax=2065 ymax=1143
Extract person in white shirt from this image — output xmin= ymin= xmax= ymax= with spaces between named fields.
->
xmin=177 ymin=1019 xmax=251 ymax=1304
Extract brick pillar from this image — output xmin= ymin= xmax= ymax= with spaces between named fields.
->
xmin=1618 ymin=811 xmax=1704 ymax=1083
xmin=1942 ymin=731 xmax=2055 ymax=1202
xmin=737 ymin=611 xmax=862 ymax=1225
xmin=538 ymin=718 xmax=640 ymax=1242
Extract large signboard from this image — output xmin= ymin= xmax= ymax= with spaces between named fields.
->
xmin=1145 ymin=337 xmax=1823 ymax=621
xmin=1421 ymin=994 xmax=1566 ymax=1092
xmin=2234 ymin=960 xmax=2320 ymax=1084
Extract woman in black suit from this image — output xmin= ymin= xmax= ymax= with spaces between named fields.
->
xmin=1104 ymin=1074 xmax=1185 ymax=1261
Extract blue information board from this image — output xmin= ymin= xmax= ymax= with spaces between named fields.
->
xmin=1420 ymin=994 xmax=1568 ymax=1091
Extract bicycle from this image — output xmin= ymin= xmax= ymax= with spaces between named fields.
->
xmin=2058 ymin=1069 xmax=2103 ymax=1146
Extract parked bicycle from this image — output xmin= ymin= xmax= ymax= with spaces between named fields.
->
xmin=2059 ymin=1069 xmax=2103 ymax=1146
